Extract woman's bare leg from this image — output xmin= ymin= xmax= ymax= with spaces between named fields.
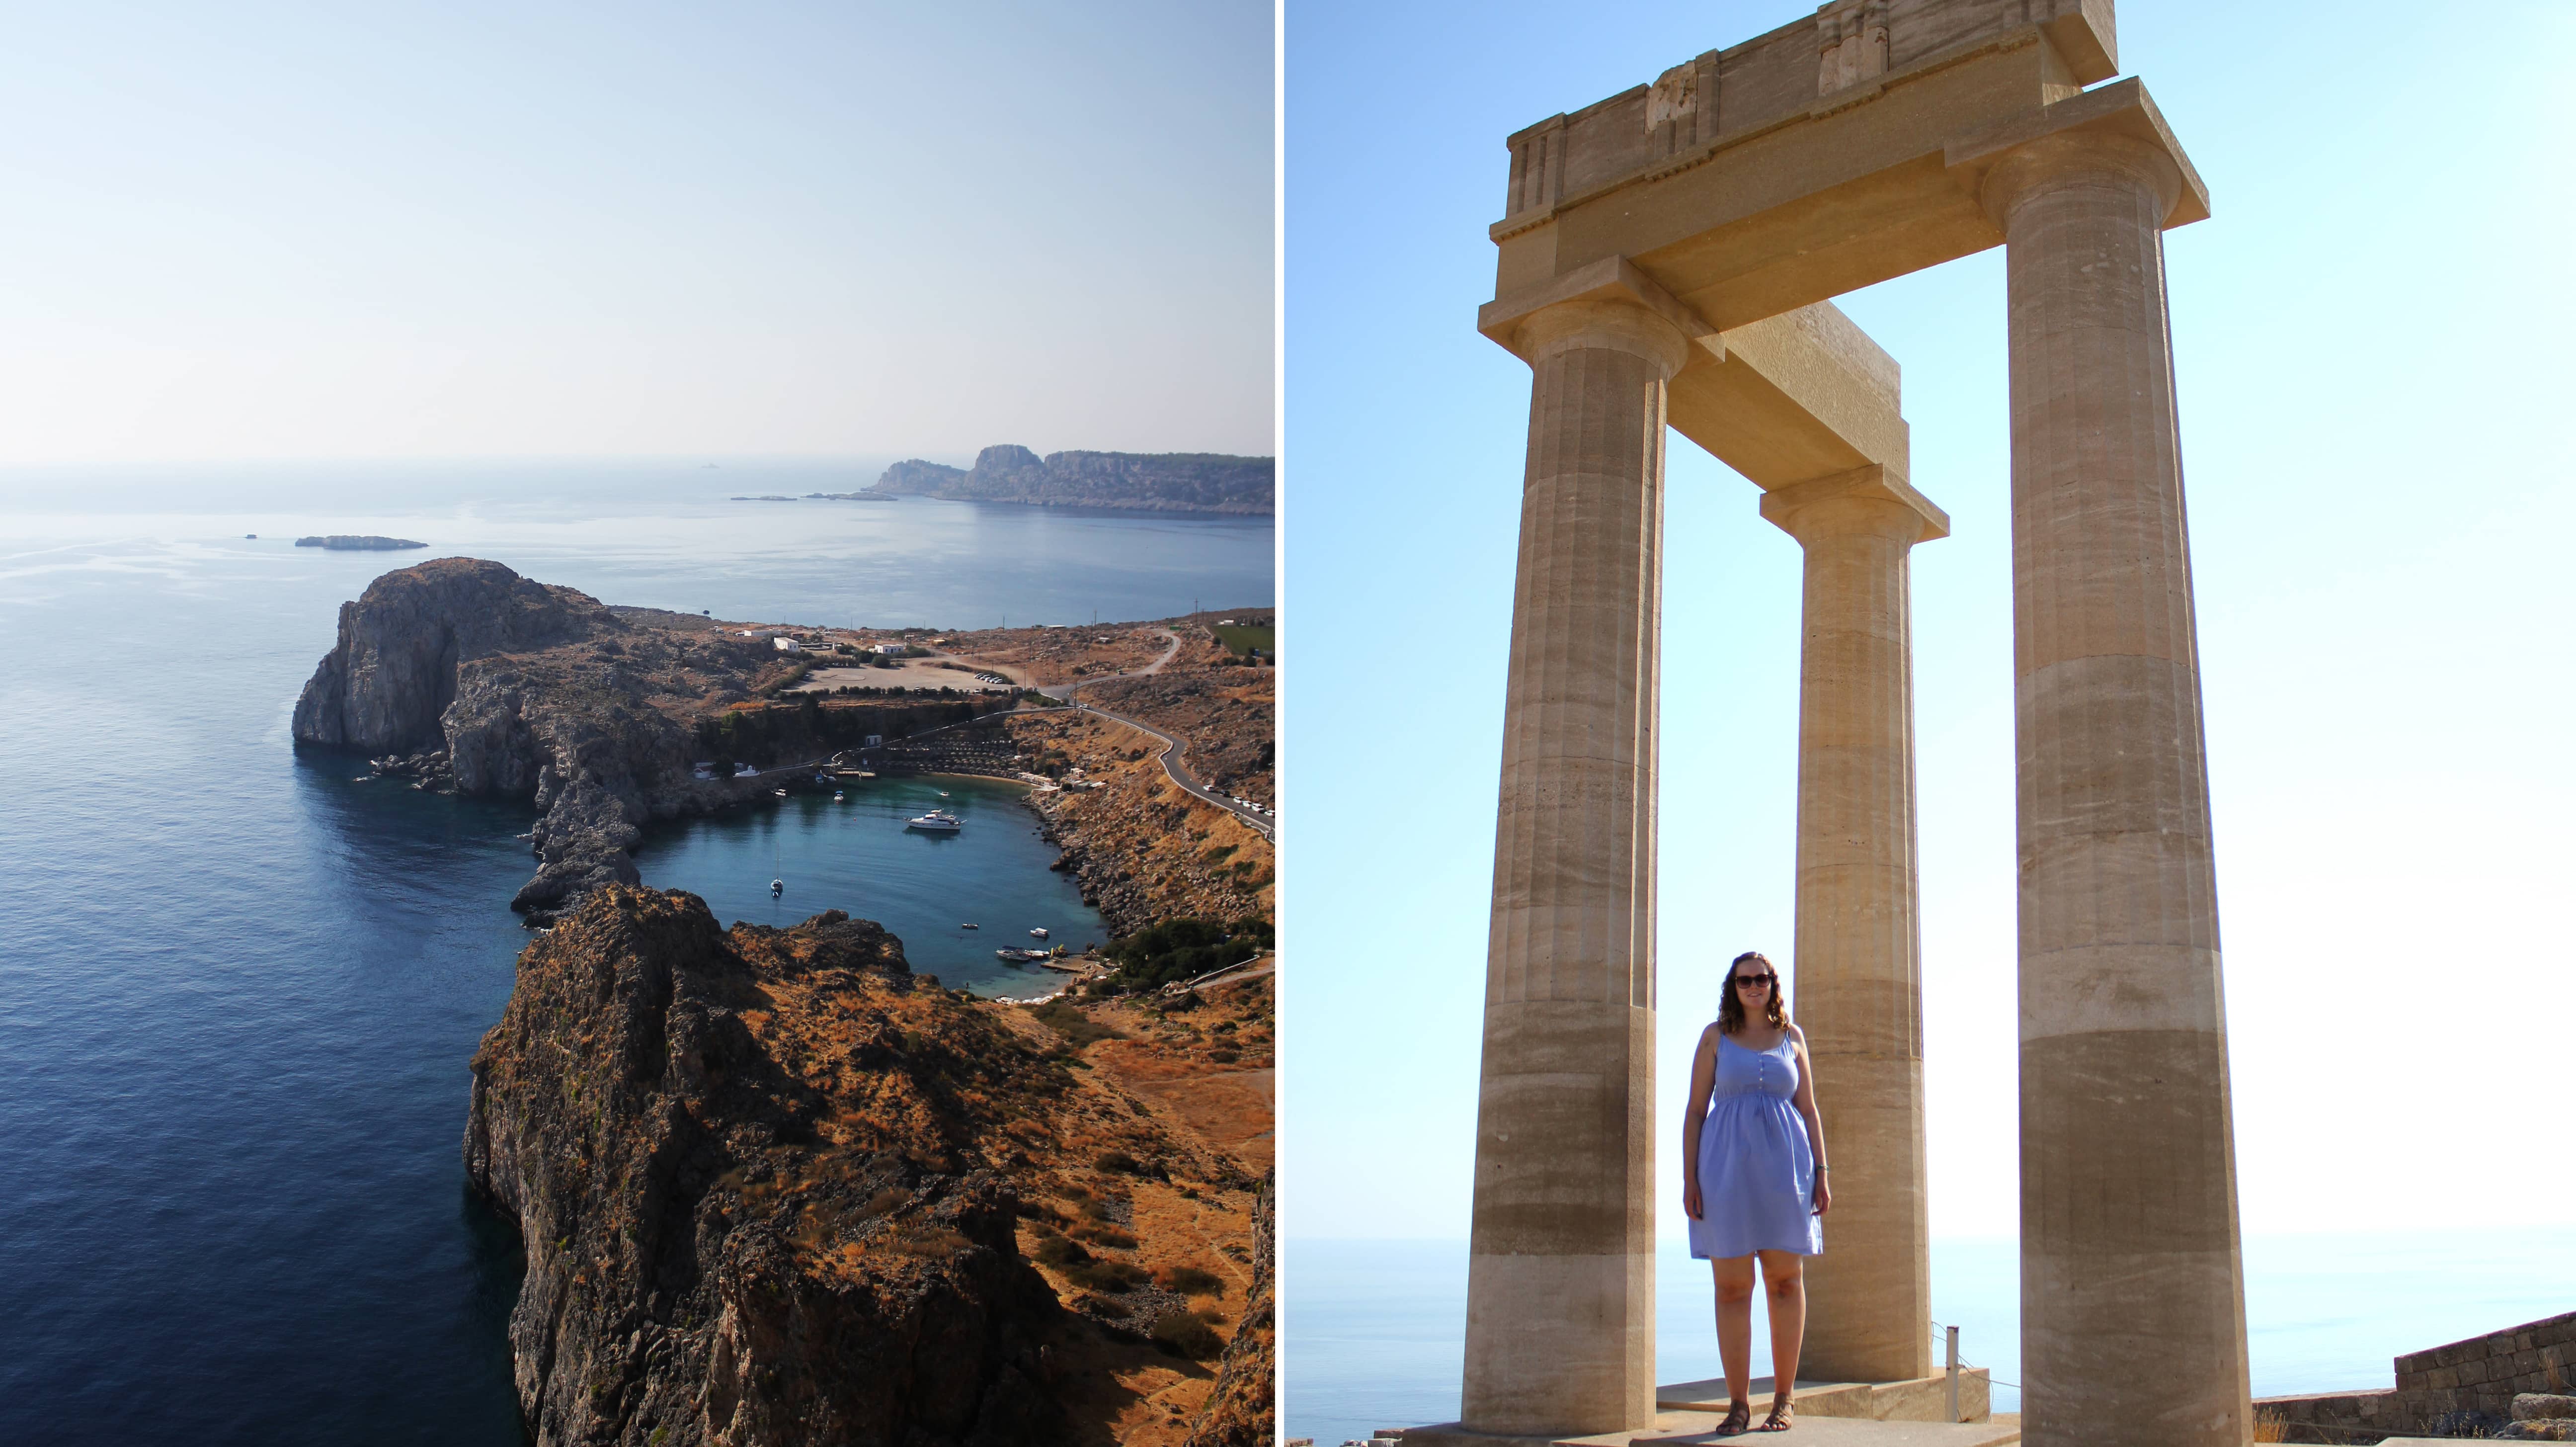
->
xmin=1712 ymin=1255 xmax=1758 ymax=1415
xmin=1757 ymin=1250 xmax=1807 ymax=1429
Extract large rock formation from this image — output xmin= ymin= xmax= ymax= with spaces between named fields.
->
xmin=292 ymin=558 xmax=602 ymax=754
xmin=465 ymin=888 xmax=1067 ymax=1447
xmin=292 ymin=560 xmax=743 ymax=916
xmin=465 ymin=888 xmax=1274 ymax=1446
xmin=872 ymin=447 xmax=1272 ymax=515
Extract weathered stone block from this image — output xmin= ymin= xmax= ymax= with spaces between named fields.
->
xmin=2517 ymin=1394 xmax=2576 ymax=1421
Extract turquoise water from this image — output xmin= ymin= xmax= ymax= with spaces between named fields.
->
xmin=1284 ymin=1229 xmax=2576 ymax=1444
xmin=0 ymin=462 xmax=1267 ymax=1444
xmin=635 ymin=773 xmax=1105 ymax=999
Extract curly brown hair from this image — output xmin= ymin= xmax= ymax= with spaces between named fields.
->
xmin=1717 ymin=950 xmax=1790 ymax=1034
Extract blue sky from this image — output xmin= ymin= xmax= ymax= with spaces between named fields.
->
xmin=1282 ymin=0 xmax=2576 ymax=1244
xmin=0 ymin=1 xmax=1274 ymax=465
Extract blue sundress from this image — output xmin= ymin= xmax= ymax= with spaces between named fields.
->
xmin=1688 ymin=1031 xmax=1823 ymax=1259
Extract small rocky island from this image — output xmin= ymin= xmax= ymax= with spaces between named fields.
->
xmin=295 ymin=534 xmax=427 ymax=550
xmin=875 ymin=446 xmax=1272 ymax=515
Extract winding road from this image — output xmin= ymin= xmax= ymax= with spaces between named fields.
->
xmin=1038 ymin=630 xmax=1276 ymax=840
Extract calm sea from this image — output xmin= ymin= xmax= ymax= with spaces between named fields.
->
xmin=1284 ymin=1229 xmax=2576 ymax=1444
xmin=0 ymin=460 xmax=1271 ymax=1444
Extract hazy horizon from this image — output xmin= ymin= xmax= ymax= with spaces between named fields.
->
xmin=0 ymin=1 xmax=1275 ymax=467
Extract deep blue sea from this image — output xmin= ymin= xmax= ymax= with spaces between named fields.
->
xmin=1284 ymin=1229 xmax=2576 ymax=1444
xmin=0 ymin=461 xmax=1271 ymax=1444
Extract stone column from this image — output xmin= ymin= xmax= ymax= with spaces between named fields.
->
xmin=1984 ymin=131 xmax=2251 ymax=1447
xmin=1461 ymin=290 xmax=1691 ymax=1439
xmin=1758 ymin=465 xmax=1946 ymax=1386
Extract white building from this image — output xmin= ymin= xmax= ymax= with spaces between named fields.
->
xmin=871 ymin=643 xmax=906 ymax=656
xmin=773 ymin=637 xmax=803 ymax=653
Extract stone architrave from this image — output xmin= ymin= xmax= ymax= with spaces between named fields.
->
xmin=1460 ymin=264 xmax=1698 ymax=1439
xmin=1759 ymin=465 xmax=1948 ymax=1387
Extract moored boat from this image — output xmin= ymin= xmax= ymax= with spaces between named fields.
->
xmin=905 ymin=809 xmax=962 ymax=833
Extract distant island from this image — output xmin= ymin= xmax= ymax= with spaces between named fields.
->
xmin=294 ymin=535 xmax=426 ymax=551
xmin=728 ymin=491 xmax=898 ymax=502
xmin=875 ymin=445 xmax=1273 ymax=515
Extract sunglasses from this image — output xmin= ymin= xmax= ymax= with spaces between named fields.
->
xmin=1733 ymin=973 xmax=1775 ymax=989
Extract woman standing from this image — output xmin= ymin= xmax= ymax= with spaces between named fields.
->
xmin=1683 ymin=950 xmax=1831 ymax=1434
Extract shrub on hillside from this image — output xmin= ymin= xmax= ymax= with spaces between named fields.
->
xmin=1099 ymin=917 xmax=1274 ymax=993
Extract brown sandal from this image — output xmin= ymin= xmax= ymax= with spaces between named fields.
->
xmin=1757 ymin=1398 xmax=1794 ymax=1432
xmin=1715 ymin=1401 xmax=1752 ymax=1436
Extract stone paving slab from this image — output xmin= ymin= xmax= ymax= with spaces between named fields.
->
xmin=1399 ymin=1411 xmax=2018 ymax=1447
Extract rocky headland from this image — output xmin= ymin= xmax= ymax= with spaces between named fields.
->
xmin=874 ymin=447 xmax=1272 ymax=516
xmin=291 ymin=558 xmax=994 ymax=920
xmin=467 ymin=885 xmax=1274 ymax=1446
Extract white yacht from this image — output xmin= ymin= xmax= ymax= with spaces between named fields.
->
xmin=905 ymin=809 xmax=963 ymax=833
xmin=1027 ymin=927 xmax=1050 ymax=940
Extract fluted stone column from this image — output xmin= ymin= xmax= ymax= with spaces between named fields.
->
xmin=1985 ymin=131 xmax=2251 ymax=1447
xmin=1461 ymin=291 xmax=1691 ymax=1438
xmin=1758 ymin=465 xmax=1946 ymax=1386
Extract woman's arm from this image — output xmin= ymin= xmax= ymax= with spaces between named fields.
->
xmin=1682 ymin=1024 xmax=1719 ymax=1220
xmin=1788 ymin=1024 xmax=1832 ymax=1215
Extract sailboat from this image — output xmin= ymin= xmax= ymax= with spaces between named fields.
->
xmin=770 ymin=840 xmax=784 ymax=898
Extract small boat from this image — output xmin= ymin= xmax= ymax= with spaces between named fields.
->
xmin=770 ymin=878 xmax=784 ymax=897
xmin=905 ymin=809 xmax=963 ymax=833
xmin=996 ymin=947 xmax=1050 ymax=962
xmin=833 ymin=790 xmax=845 ymax=801
xmin=960 ymin=923 xmax=980 ymax=930
xmin=1028 ymin=927 xmax=1050 ymax=940
xmin=936 ymin=790 xmax=950 ymax=798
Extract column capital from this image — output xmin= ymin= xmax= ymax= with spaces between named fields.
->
xmin=1945 ymin=77 xmax=2210 ymax=233
xmin=1759 ymin=464 xmax=1950 ymax=546
xmin=1478 ymin=255 xmax=1710 ymax=377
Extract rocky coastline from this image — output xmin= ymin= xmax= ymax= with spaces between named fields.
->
xmin=291 ymin=558 xmax=981 ymax=922
xmin=874 ymin=446 xmax=1272 ymax=516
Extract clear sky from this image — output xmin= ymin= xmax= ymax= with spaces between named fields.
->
xmin=1283 ymin=0 xmax=2576 ymax=1244
xmin=0 ymin=1 xmax=1274 ymax=466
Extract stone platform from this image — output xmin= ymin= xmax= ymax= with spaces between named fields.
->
xmin=1398 ymin=1411 xmax=2017 ymax=1447
xmin=1660 ymin=1372 xmax=1992 ymax=1423
xmin=1398 ymin=1375 xmax=2013 ymax=1447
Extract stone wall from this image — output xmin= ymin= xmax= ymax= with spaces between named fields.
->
xmin=2397 ymin=1310 xmax=2576 ymax=1417
xmin=2253 ymin=1309 xmax=2576 ymax=1441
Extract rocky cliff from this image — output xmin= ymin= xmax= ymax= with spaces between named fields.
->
xmin=872 ymin=447 xmax=1272 ymax=516
xmin=467 ymin=887 xmax=1273 ymax=1446
xmin=1182 ymin=1174 xmax=1274 ymax=1447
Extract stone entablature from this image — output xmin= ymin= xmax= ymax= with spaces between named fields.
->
xmin=1502 ymin=0 xmax=2114 ymax=227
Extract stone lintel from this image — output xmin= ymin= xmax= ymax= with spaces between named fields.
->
xmin=1679 ymin=304 xmax=1909 ymax=491
xmin=1483 ymin=262 xmax=1918 ymax=498
xmin=1759 ymin=464 xmax=1950 ymax=544
xmin=1477 ymin=255 xmax=1719 ymax=365
xmin=1943 ymin=76 xmax=2210 ymax=228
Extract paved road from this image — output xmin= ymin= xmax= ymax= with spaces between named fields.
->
xmin=1037 ymin=629 xmax=1277 ymax=840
